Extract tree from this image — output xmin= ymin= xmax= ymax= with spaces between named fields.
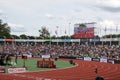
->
xmin=79 ymin=23 xmax=86 ymax=27
xmin=94 ymin=35 xmax=100 ymax=38
xmin=51 ymin=35 xmax=56 ymax=39
xmin=0 ymin=19 xmax=11 ymax=38
xmin=11 ymin=35 xmax=20 ymax=39
xmin=38 ymin=27 xmax=50 ymax=39
xmin=20 ymin=34 xmax=28 ymax=39
xmin=60 ymin=36 xmax=70 ymax=39
xmin=27 ymin=36 xmax=36 ymax=39
xmin=118 ymin=34 xmax=120 ymax=38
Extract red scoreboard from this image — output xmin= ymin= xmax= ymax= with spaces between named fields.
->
xmin=74 ymin=22 xmax=95 ymax=38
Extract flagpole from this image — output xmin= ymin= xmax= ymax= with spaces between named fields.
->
xmin=56 ymin=26 xmax=59 ymax=38
xmin=69 ymin=23 xmax=71 ymax=39
xmin=27 ymin=36 xmax=29 ymax=47
xmin=64 ymin=29 xmax=66 ymax=46
xmin=11 ymin=36 xmax=15 ymax=49
xmin=56 ymin=26 xmax=59 ymax=45
xmin=3 ymin=36 xmax=6 ymax=54
xmin=116 ymin=24 xmax=118 ymax=38
xmin=99 ymin=25 xmax=103 ymax=45
xmin=117 ymin=24 xmax=120 ymax=46
xmin=49 ymin=29 xmax=52 ymax=48
xmin=110 ymin=27 xmax=112 ymax=46
xmin=94 ymin=27 xmax=96 ymax=46
xmin=100 ymin=26 xmax=104 ymax=45
xmin=104 ymin=26 xmax=107 ymax=45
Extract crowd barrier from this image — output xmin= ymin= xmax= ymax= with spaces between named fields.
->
xmin=59 ymin=56 xmax=119 ymax=64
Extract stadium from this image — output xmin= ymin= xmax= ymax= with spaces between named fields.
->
xmin=0 ymin=20 xmax=120 ymax=80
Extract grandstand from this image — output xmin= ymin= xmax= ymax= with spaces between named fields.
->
xmin=0 ymin=37 xmax=120 ymax=80
xmin=0 ymin=21 xmax=120 ymax=80
xmin=0 ymin=37 xmax=120 ymax=62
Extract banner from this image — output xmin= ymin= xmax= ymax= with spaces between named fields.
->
xmin=0 ymin=39 xmax=4 ymax=41
xmin=84 ymin=57 xmax=91 ymax=61
xmin=5 ymin=39 xmax=15 ymax=42
xmin=61 ymin=39 xmax=71 ymax=42
xmin=8 ymin=68 xmax=26 ymax=73
xmin=107 ymin=59 xmax=114 ymax=64
xmin=92 ymin=58 xmax=100 ymax=62
xmin=100 ymin=58 xmax=107 ymax=63
xmin=76 ymin=57 xmax=84 ymax=60
xmin=74 ymin=23 xmax=95 ymax=38
xmin=90 ymin=38 xmax=100 ymax=42
xmin=42 ymin=55 xmax=50 ymax=58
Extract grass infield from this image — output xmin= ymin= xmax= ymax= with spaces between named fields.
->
xmin=5 ymin=58 xmax=75 ymax=72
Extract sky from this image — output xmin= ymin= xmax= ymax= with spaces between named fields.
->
xmin=0 ymin=0 xmax=120 ymax=37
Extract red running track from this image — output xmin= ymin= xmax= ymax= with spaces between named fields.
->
xmin=0 ymin=59 xmax=120 ymax=80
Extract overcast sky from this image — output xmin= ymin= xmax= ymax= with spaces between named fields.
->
xmin=0 ymin=0 xmax=120 ymax=37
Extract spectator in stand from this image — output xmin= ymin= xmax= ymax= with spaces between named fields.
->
xmin=0 ymin=43 xmax=119 ymax=60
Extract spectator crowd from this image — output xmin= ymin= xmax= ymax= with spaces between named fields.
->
xmin=0 ymin=42 xmax=120 ymax=60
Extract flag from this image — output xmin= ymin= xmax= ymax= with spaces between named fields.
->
xmin=55 ymin=26 xmax=59 ymax=35
xmin=65 ymin=29 xmax=66 ymax=34
xmin=104 ymin=27 xmax=107 ymax=32
xmin=55 ymin=30 xmax=57 ymax=35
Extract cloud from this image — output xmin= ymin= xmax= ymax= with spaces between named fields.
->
xmin=45 ymin=14 xmax=55 ymax=19
xmin=8 ymin=23 xmax=26 ymax=32
xmin=0 ymin=9 xmax=2 ymax=16
xmin=0 ymin=0 xmax=120 ymax=36
xmin=96 ymin=0 xmax=120 ymax=12
xmin=98 ymin=0 xmax=120 ymax=8
xmin=0 ymin=0 xmax=12 ymax=7
xmin=0 ymin=9 xmax=2 ymax=13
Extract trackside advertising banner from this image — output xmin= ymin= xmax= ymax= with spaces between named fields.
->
xmin=8 ymin=68 xmax=26 ymax=73
xmin=100 ymin=58 xmax=107 ymax=63
xmin=84 ymin=57 xmax=91 ymax=61
xmin=0 ymin=39 xmax=4 ymax=41
xmin=76 ymin=57 xmax=84 ymax=60
xmin=91 ymin=58 xmax=100 ymax=62
xmin=42 ymin=55 xmax=50 ymax=58
xmin=107 ymin=59 xmax=114 ymax=64
xmin=5 ymin=39 xmax=15 ymax=42
xmin=90 ymin=38 xmax=100 ymax=42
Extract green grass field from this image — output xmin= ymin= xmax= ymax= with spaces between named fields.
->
xmin=5 ymin=58 xmax=75 ymax=72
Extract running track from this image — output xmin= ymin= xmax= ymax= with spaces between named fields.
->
xmin=0 ymin=59 xmax=120 ymax=80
